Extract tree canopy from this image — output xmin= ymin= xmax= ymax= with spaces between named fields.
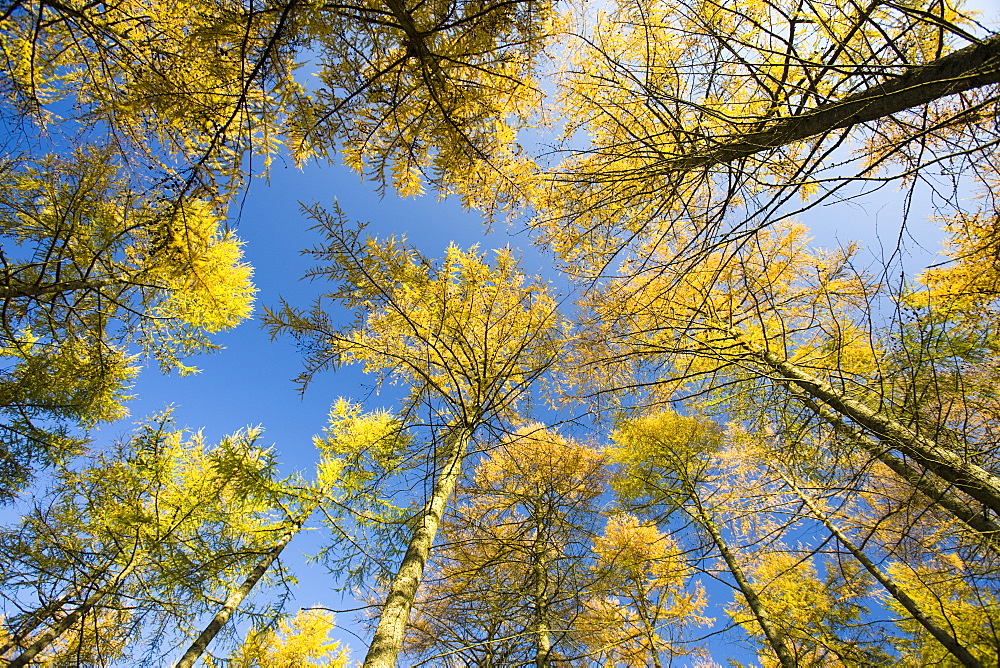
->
xmin=2 ymin=0 xmax=1000 ymax=665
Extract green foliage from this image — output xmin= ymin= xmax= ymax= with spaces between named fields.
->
xmin=0 ymin=412 xmax=297 ymax=664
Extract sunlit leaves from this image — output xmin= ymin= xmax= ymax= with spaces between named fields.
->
xmin=886 ymin=558 xmax=1000 ymax=665
xmin=301 ymin=0 xmax=560 ymax=198
xmin=265 ymin=204 xmax=563 ymax=425
xmin=582 ymin=514 xmax=710 ymax=666
xmin=527 ymin=0 xmax=989 ymax=271
xmin=406 ymin=425 xmax=607 ymax=665
xmin=0 ymin=412 xmax=293 ymax=663
xmin=226 ymin=609 xmax=351 ymax=668
xmin=0 ymin=148 xmax=257 ymax=492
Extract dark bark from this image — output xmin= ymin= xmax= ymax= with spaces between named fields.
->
xmin=781 ymin=471 xmax=984 ymax=668
xmin=661 ymin=34 xmax=1000 ymax=172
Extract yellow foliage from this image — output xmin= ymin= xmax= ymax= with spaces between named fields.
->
xmin=528 ymin=0 xmax=978 ymax=271
xmin=608 ymin=410 xmax=725 ymax=502
xmin=33 ymin=608 xmax=132 ymax=666
xmin=228 ymin=609 xmax=350 ymax=668
xmin=150 ymin=198 xmax=256 ymax=333
xmin=594 ymin=514 xmax=691 ymax=591
xmin=472 ymin=424 xmax=607 ymax=505
xmin=728 ymin=550 xmax=867 ymax=667
xmin=580 ymin=513 xmax=710 ymax=664
xmin=885 ymin=559 xmax=1000 ymax=666
xmin=312 ymin=398 xmax=410 ymax=494
xmin=570 ymin=221 xmax=880 ymax=406
xmin=917 ymin=212 xmax=1000 ymax=321
xmin=267 ymin=218 xmax=565 ymax=424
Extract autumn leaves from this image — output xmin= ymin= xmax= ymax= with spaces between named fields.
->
xmin=2 ymin=0 xmax=1000 ymax=663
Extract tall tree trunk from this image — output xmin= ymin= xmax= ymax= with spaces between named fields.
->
xmin=778 ymin=469 xmax=984 ymax=668
xmin=174 ymin=513 xmax=307 ymax=668
xmin=531 ymin=517 xmax=552 ymax=668
xmin=0 ymin=571 xmax=102 ymax=656
xmin=727 ymin=326 xmax=1000 ymax=516
xmin=363 ymin=432 xmax=470 ymax=668
xmin=687 ymin=494 xmax=797 ymax=668
xmin=785 ymin=383 xmax=1000 ymax=550
xmin=663 ymin=34 xmax=1000 ymax=172
xmin=7 ymin=547 xmax=142 ymax=668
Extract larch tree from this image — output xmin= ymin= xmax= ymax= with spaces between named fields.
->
xmin=0 ymin=0 xmax=562 ymax=492
xmin=224 ymin=608 xmax=352 ymax=668
xmin=513 ymin=0 xmax=1000 ymax=274
xmin=574 ymin=221 xmax=1000 ymax=552
xmin=725 ymin=548 xmax=886 ymax=667
xmin=579 ymin=513 xmax=710 ymax=667
xmin=404 ymin=425 xmax=607 ymax=667
xmin=264 ymin=205 xmax=564 ymax=668
xmin=0 ymin=412 xmax=295 ymax=666
xmin=3 ymin=0 xmax=1000 ymax=666
xmin=772 ymin=464 xmax=987 ymax=667
xmin=0 ymin=150 xmax=257 ymax=497
xmin=608 ymin=410 xmax=801 ymax=667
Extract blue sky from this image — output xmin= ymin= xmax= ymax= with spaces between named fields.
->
xmin=109 ymin=124 xmax=970 ymax=666
xmin=113 ymin=160 xmax=556 ymax=661
xmin=45 ymin=0 xmax=1000 ymax=661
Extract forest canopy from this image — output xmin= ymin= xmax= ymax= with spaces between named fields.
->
xmin=1 ymin=0 xmax=1000 ymax=665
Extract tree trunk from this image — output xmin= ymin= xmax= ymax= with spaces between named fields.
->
xmin=634 ymin=587 xmax=664 ymax=668
xmin=7 ymin=548 xmax=142 ymax=668
xmin=778 ymin=469 xmax=984 ymax=668
xmin=663 ymin=34 xmax=1000 ymax=172
xmin=532 ymin=517 xmax=552 ymax=668
xmin=0 ymin=573 xmax=100 ymax=656
xmin=728 ymin=327 xmax=1000 ymax=516
xmin=785 ymin=383 xmax=1000 ymax=551
xmin=688 ymin=495 xmax=797 ymax=668
xmin=363 ymin=432 xmax=470 ymax=668
xmin=174 ymin=515 xmax=305 ymax=668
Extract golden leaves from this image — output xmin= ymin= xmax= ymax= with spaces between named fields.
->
xmin=271 ymin=215 xmax=564 ymax=422
xmin=472 ymin=424 xmax=607 ymax=503
xmin=227 ymin=609 xmax=351 ymax=668
xmin=581 ymin=512 xmax=710 ymax=664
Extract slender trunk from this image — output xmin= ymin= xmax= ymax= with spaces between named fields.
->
xmin=0 ymin=275 xmax=129 ymax=300
xmin=363 ymin=433 xmax=470 ymax=668
xmin=728 ymin=328 xmax=1000 ymax=516
xmin=634 ymin=587 xmax=664 ymax=668
xmin=778 ymin=470 xmax=984 ymax=668
xmin=7 ymin=547 xmax=142 ymax=668
xmin=785 ymin=384 xmax=1000 ymax=550
xmin=174 ymin=515 xmax=306 ymax=668
xmin=688 ymin=495 xmax=797 ymax=668
xmin=0 ymin=575 xmax=97 ymax=656
xmin=664 ymin=34 xmax=1000 ymax=172
xmin=532 ymin=517 xmax=552 ymax=668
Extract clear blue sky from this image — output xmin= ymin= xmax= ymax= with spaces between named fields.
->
xmin=116 ymin=160 xmax=549 ymax=661
xmin=84 ymin=0 xmax=1000 ymax=660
